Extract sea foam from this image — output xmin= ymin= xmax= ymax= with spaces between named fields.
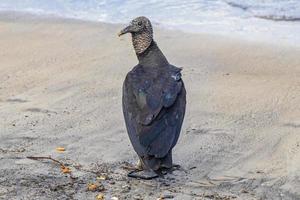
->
xmin=0 ymin=0 xmax=299 ymax=46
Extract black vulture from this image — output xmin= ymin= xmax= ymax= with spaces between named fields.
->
xmin=119 ymin=16 xmax=186 ymax=179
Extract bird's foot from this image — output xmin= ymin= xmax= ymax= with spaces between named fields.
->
xmin=156 ymin=164 xmax=183 ymax=177
xmin=159 ymin=164 xmax=181 ymax=172
xmin=128 ymin=169 xmax=159 ymax=180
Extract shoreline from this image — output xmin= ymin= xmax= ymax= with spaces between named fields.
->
xmin=0 ymin=10 xmax=299 ymax=48
xmin=0 ymin=11 xmax=299 ymax=199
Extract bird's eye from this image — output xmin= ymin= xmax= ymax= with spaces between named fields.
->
xmin=137 ymin=21 xmax=143 ymax=26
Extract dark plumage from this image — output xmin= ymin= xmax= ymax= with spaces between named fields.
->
xmin=119 ymin=16 xmax=186 ymax=178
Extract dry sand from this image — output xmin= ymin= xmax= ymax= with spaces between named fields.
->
xmin=0 ymin=12 xmax=299 ymax=200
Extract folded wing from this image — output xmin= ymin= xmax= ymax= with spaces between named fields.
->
xmin=123 ymin=65 xmax=186 ymax=158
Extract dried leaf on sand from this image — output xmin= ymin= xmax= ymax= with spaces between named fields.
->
xmin=88 ymin=183 xmax=105 ymax=192
xmin=56 ymin=147 xmax=65 ymax=152
xmin=96 ymin=193 xmax=105 ymax=200
xmin=61 ymin=166 xmax=71 ymax=174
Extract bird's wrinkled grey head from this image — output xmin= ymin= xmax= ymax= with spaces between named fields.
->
xmin=118 ymin=16 xmax=153 ymax=54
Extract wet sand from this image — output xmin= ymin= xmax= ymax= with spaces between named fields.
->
xmin=0 ymin=12 xmax=299 ymax=200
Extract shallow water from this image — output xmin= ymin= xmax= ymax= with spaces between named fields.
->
xmin=0 ymin=0 xmax=299 ymax=46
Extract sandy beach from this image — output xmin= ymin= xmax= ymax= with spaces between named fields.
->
xmin=0 ymin=12 xmax=300 ymax=200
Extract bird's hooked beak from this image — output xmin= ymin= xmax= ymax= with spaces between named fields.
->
xmin=118 ymin=24 xmax=134 ymax=37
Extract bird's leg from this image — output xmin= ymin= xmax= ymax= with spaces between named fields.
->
xmin=136 ymin=159 xmax=143 ymax=170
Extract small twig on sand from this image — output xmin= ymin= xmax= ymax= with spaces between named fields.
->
xmin=27 ymin=156 xmax=76 ymax=180
xmin=27 ymin=156 xmax=66 ymax=167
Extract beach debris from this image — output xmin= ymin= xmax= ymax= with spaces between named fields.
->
xmin=0 ymin=147 xmax=25 ymax=153
xmin=189 ymin=180 xmax=216 ymax=187
xmin=88 ymin=183 xmax=98 ymax=191
xmin=121 ymin=162 xmax=137 ymax=171
xmin=111 ymin=197 xmax=119 ymax=200
xmin=61 ymin=166 xmax=71 ymax=174
xmin=240 ymin=189 xmax=249 ymax=194
xmin=203 ymin=193 xmax=237 ymax=200
xmin=27 ymin=156 xmax=65 ymax=167
xmin=133 ymin=194 xmax=143 ymax=200
xmin=97 ymin=174 xmax=108 ymax=181
xmin=121 ymin=184 xmax=131 ymax=193
xmin=88 ymin=183 xmax=105 ymax=192
xmin=96 ymin=193 xmax=105 ymax=200
xmin=26 ymin=156 xmax=75 ymax=179
xmin=56 ymin=147 xmax=65 ymax=152
xmin=157 ymin=194 xmax=174 ymax=199
xmin=109 ymin=180 xmax=116 ymax=185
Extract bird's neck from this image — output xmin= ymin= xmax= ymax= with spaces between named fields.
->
xmin=136 ymin=40 xmax=169 ymax=67
xmin=132 ymin=32 xmax=152 ymax=54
